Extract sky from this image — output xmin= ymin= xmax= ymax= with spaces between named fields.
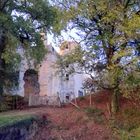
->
xmin=47 ymin=28 xmax=81 ymax=52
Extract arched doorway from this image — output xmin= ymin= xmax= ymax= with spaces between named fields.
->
xmin=23 ymin=69 xmax=40 ymax=102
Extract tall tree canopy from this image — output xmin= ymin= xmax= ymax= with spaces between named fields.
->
xmin=55 ymin=0 xmax=140 ymax=113
xmin=0 ymin=0 xmax=60 ymax=94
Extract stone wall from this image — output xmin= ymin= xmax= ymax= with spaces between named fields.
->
xmin=29 ymin=95 xmax=61 ymax=107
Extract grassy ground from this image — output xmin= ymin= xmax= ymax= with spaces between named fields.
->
xmin=0 ymin=90 xmax=140 ymax=140
xmin=0 ymin=115 xmax=33 ymax=127
xmin=0 ymin=107 xmax=47 ymax=127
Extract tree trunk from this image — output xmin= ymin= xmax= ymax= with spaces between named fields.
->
xmin=0 ymin=58 xmax=5 ymax=96
xmin=0 ymin=77 xmax=3 ymax=95
xmin=111 ymin=88 xmax=120 ymax=114
xmin=0 ymin=30 xmax=6 ymax=95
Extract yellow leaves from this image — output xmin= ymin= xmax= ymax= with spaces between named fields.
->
xmin=64 ymin=47 xmax=83 ymax=63
xmin=127 ymin=15 xmax=140 ymax=29
xmin=101 ymin=3 xmax=123 ymax=24
xmin=101 ymin=66 xmax=123 ymax=88
xmin=120 ymin=76 xmax=140 ymax=99
xmin=112 ymin=48 xmax=132 ymax=63
xmin=119 ymin=15 xmax=140 ymax=38
xmin=58 ymin=44 xmax=84 ymax=70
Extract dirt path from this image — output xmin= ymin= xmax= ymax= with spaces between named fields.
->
xmin=0 ymin=107 xmax=48 ymax=117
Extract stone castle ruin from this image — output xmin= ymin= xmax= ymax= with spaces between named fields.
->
xmin=8 ymin=34 xmax=86 ymax=106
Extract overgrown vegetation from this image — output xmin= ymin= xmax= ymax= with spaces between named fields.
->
xmin=84 ymin=107 xmax=105 ymax=124
xmin=0 ymin=0 xmax=140 ymax=139
xmin=0 ymin=95 xmax=25 ymax=112
xmin=0 ymin=0 xmax=60 ymax=95
xmin=109 ymin=107 xmax=140 ymax=140
xmin=55 ymin=0 xmax=140 ymax=114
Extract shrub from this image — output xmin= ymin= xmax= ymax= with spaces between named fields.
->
xmin=0 ymin=95 xmax=25 ymax=112
xmin=78 ymin=96 xmax=85 ymax=101
xmin=110 ymin=108 xmax=140 ymax=140
xmin=120 ymin=108 xmax=140 ymax=131
xmin=0 ymin=95 xmax=12 ymax=112
xmin=84 ymin=107 xmax=105 ymax=124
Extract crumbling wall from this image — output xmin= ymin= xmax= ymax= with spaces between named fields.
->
xmin=28 ymin=95 xmax=61 ymax=107
xmin=23 ymin=69 xmax=40 ymax=103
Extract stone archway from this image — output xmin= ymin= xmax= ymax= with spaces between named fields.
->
xmin=23 ymin=69 xmax=40 ymax=102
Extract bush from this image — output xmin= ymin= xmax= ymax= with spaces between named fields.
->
xmin=84 ymin=107 xmax=105 ymax=124
xmin=0 ymin=95 xmax=25 ymax=112
xmin=0 ymin=102 xmax=9 ymax=112
xmin=110 ymin=108 xmax=140 ymax=140
xmin=119 ymin=108 xmax=140 ymax=131
xmin=0 ymin=95 xmax=12 ymax=112
xmin=78 ymin=96 xmax=85 ymax=101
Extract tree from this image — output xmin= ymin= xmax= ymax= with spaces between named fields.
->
xmin=54 ymin=0 xmax=140 ymax=113
xmin=0 ymin=0 xmax=60 ymax=95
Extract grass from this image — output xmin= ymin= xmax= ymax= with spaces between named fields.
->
xmin=0 ymin=114 xmax=34 ymax=127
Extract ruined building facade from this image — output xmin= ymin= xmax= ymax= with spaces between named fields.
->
xmin=11 ymin=36 xmax=85 ymax=105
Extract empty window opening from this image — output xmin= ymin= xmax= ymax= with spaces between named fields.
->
xmin=66 ymin=95 xmax=70 ymax=100
xmin=66 ymin=64 xmax=69 ymax=68
xmin=66 ymin=74 xmax=69 ymax=80
xmin=65 ymin=45 xmax=69 ymax=49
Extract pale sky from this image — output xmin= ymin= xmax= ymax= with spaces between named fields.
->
xmin=47 ymin=28 xmax=81 ymax=52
